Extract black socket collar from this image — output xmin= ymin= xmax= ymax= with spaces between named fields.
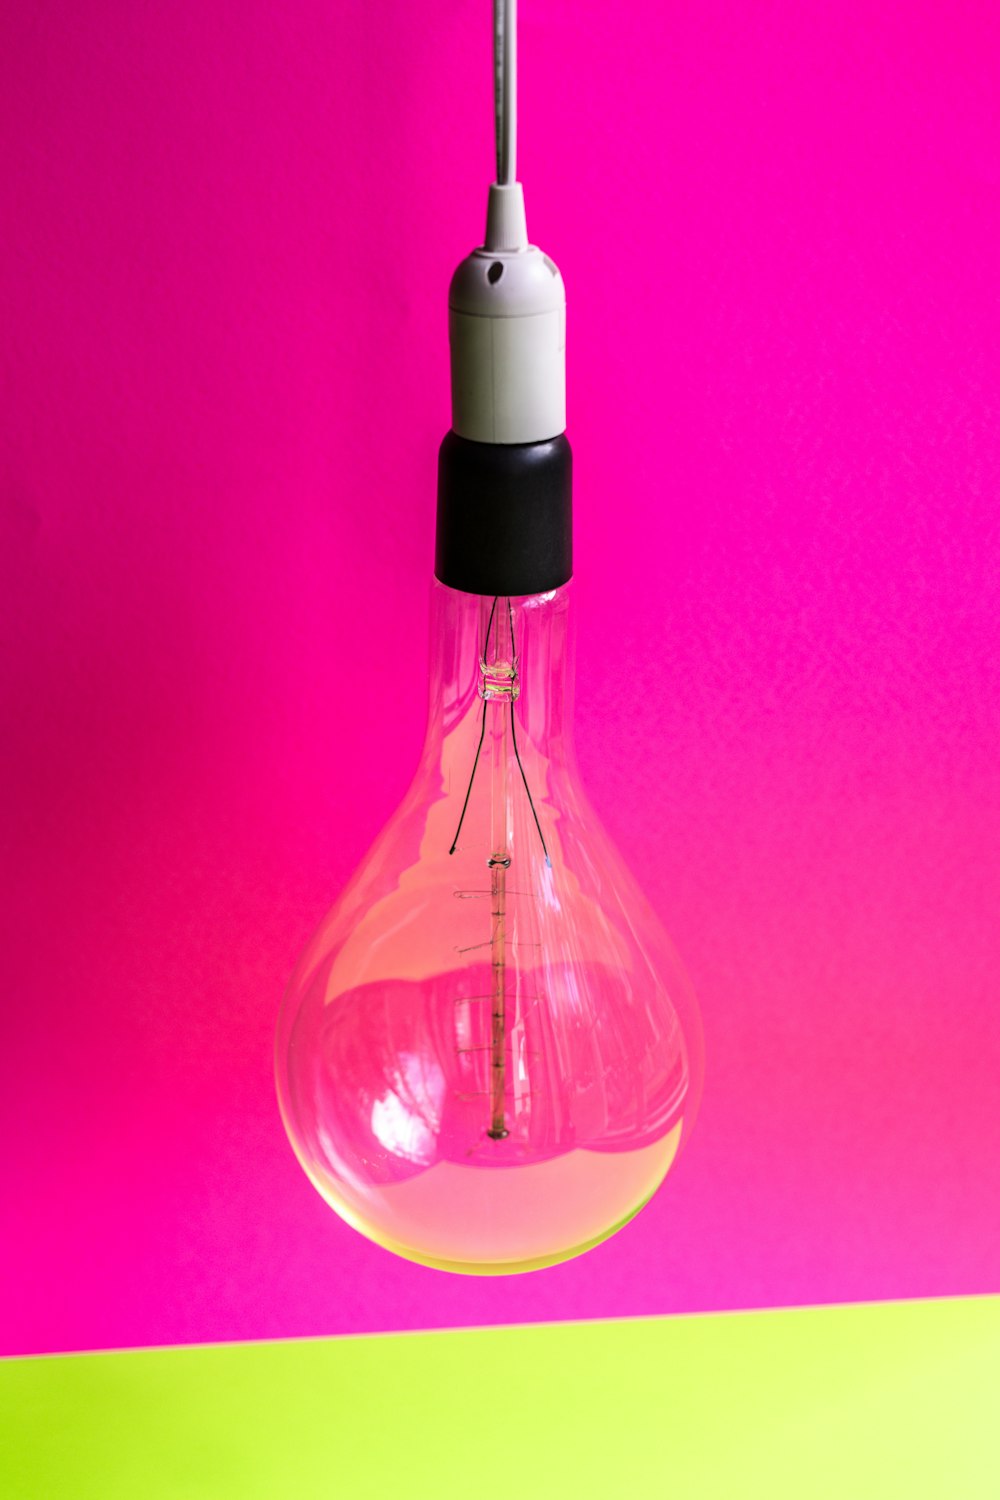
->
xmin=435 ymin=431 xmax=572 ymax=598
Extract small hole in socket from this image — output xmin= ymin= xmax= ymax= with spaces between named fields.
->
xmin=487 ymin=262 xmax=504 ymax=284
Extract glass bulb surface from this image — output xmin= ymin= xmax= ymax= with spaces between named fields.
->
xmin=276 ymin=581 xmax=703 ymax=1273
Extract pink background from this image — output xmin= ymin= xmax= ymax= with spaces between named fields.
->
xmin=3 ymin=1 xmax=999 ymax=1357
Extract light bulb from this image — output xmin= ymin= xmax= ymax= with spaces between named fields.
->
xmin=275 ymin=0 xmax=703 ymax=1272
xmin=275 ymin=574 xmax=703 ymax=1273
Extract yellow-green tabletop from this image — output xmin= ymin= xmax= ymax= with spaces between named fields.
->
xmin=2 ymin=1296 xmax=997 ymax=1498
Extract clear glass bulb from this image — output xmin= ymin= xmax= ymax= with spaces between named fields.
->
xmin=275 ymin=580 xmax=703 ymax=1273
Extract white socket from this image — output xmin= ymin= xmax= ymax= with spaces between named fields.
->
xmin=448 ymin=185 xmax=566 ymax=445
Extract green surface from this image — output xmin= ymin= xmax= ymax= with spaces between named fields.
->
xmin=2 ymin=1298 xmax=998 ymax=1498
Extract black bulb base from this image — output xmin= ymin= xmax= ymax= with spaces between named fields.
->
xmin=435 ymin=432 xmax=573 ymax=598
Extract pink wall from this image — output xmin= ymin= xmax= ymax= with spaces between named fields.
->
xmin=3 ymin=1 xmax=999 ymax=1356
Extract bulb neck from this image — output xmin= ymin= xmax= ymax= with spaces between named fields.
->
xmin=425 ymin=580 xmax=576 ymax=769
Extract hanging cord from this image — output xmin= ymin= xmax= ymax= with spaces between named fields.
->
xmin=494 ymin=0 xmax=517 ymax=184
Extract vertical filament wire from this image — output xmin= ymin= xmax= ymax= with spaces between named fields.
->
xmin=487 ymin=595 xmax=511 ymax=1138
xmin=487 ymin=849 xmax=511 ymax=1139
xmin=447 ymin=594 xmax=549 ymax=1141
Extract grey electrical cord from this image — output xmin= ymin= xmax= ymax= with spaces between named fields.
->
xmin=495 ymin=0 xmax=516 ymax=184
